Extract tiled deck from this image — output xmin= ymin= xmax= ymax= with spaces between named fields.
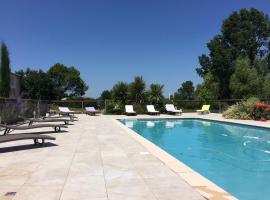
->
xmin=1 ymin=113 xmax=268 ymax=200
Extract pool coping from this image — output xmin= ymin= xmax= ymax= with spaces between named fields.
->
xmin=113 ymin=117 xmax=238 ymax=200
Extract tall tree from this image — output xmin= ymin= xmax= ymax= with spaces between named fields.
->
xmin=196 ymin=8 xmax=270 ymax=98
xmin=195 ymin=73 xmax=219 ymax=102
xmin=100 ymin=90 xmax=112 ymax=100
xmin=0 ymin=42 xmax=11 ymax=97
xmin=262 ymin=74 xmax=270 ymax=98
xmin=174 ymin=80 xmax=194 ymax=100
xmin=229 ymin=57 xmax=261 ymax=98
xmin=111 ymin=81 xmax=129 ymax=105
xmin=147 ymin=84 xmax=164 ymax=106
xmin=16 ymin=69 xmax=55 ymax=100
xmin=129 ymin=76 xmax=146 ymax=104
xmin=47 ymin=63 xmax=88 ymax=99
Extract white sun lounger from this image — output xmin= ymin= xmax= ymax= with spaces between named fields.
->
xmin=146 ymin=105 xmax=160 ymax=115
xmin=58 ymin=106 xmax=80 ymax=118
xmin=125 ymin=105 xmax=137 ymax=116
xmin=165 ymin=104 xmax=182 ymax=115
xmin=85 ymin=107 xmax=100 ymax=115
xmin=59 ymin=107 xmax=74 ymax=113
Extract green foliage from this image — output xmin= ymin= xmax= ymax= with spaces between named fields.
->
xmin=196 ymin=8 xmax=270 ymax=99
xmin=16 ymin=69 xmax=55 ymax=100
xmin=229 ymin=57 xmax=261 ymax=98
xmin=16 ymin=63 xmax=88 ymax=100
xmin=262 ymin=74 xmax=270 ymax=98
xmin=111 ymin=81 xmax=129 ymax=105
xmin=223 ymin=97 xmax=260 ymax=120
xmin=0 ymin=42 xmax=11 ymax=97
xmin=174 ymin=80 xmax=194 ymax=100
xmin=103 ymin=77 xmax=166 ymax=114
xmin=99 ymin=90 xmax=112 ymax=100
xmin=47 ymin=63 xmax=88 ymax=99
xmin=133 ymin=104 xmax=145 ymax=114
xmin=129 ymin=76 xmax=146 ymax=104
xmin=147 ymin=84 xmax=164 ymax=106
xmin=254 ymin=57 xmax=269 ymax=78
xmin=105 ymin=101 xmax=123 ymax=114
xmin=195 ymin=73 xmax=219 ymax=101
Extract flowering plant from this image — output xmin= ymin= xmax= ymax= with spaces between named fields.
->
xmin=260 ymin=117 xmax=267 ymax=122
xmin=253 ymin=102 xmax=270 ymax=120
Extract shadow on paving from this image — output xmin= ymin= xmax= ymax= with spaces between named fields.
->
xmin=0 ymin=142 xmax=57 ymax=153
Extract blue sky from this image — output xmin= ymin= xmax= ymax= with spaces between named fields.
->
xmin=0 ymin=0 xmax=270 ymax=98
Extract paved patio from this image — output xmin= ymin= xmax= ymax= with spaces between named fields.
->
xmin=1 ymin=113 xmax=267 ymax=200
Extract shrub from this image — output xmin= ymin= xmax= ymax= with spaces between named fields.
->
xmin=133 ymin=104 xmax=145 ymax=114
xmin=105 ymin=102 xmax=123 ymax=114
xmin=223 ymin=97 xmax=259 ymax=120
xmin=252 ymin=102 xmax=270 ymax=120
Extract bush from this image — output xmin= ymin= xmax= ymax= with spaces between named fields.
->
xmin=133 ymin=104 xmax=145 ymax=114
xmin=223 ymin=97 xmax=260 ymax=120
xmin=252 ymin=102 xmax=270 ymax=120
xmin=105 ymin=102 xmax=123 ymax=114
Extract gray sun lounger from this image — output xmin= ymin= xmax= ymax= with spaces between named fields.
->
xmin=42 ymin=115 xmax=77 ymax=122
xmin=0 ymin=133 xmax=55 ymax=145
xmin=28 ymin=118 xmax=71 ymax=126
xmin=0 ymin=124 xmax=68 ymax=135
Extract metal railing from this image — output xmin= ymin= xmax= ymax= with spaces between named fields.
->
xmin=0 ymin=97 xmax=49 ymax=124
xmin=1 ymin=97 xmax=268 ymax=123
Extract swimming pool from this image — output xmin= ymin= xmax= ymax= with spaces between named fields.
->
xmin=120 ymin=118 xmax=270 ymax=200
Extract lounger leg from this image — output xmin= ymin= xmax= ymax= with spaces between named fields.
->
xmin=34 ymin=139 xmax=38 ymax=145
xmin=54 ymin=127 xmax=61 ymax=132
xmin=33 ymin=139 xmax=45 ymax=145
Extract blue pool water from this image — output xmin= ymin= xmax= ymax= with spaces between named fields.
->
xmin=120 ymin=119 xmax=270 ymax=200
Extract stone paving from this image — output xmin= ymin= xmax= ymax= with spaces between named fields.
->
xmin=0 ymin=114 xmax=206 ymax=200
xmin=1 ymin=113 xmax=268 ymax=200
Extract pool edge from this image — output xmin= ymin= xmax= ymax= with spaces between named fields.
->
xmin=113 ymin=118 xmax=238 ymax=200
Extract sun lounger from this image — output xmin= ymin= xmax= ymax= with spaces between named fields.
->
xmin=85 ymin=107 xmax=100 ymax=115
xmin=146 ymin=105 xmax=160 ymax=115
xmin=58 ymin=107 xmax=81 ymax=116
xmin=0 ymin=133 xmax=55 ymax=146
xmin=197 ymin=105 xmax=210 ymax=114
xmin=0 ymin=123 xmax=67 ymax=135
xmin=165 ymin=104 xmax=182 ymax=115
xmin=28 ymin=118 xmax=71 ymax=126
xmin=42 ymin=115 xmax=77 ymax=122
xmin=125 ymin=105 xmax=137 ymax=116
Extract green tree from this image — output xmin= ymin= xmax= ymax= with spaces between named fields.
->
xmin=16 ymin=69 xmax=55 ymax=100
xmin=262 ymin=74 xmax=270 ymax=98
xmin=47 ymin=63 xmax=88 ymax=99
xmin=111 ymin=81 xmax=129 ymax=105
xmin=229 ymin=57 xmax=261 ymax=98
xmin=129 ymin=76 xmax=146 ymax=104
xmin=174 ymin=80 xmax=194 ymax=100
xmin=254 ymin=57 xmax=269 ymax=78
xmin=147 ymin=84 xmax=164 ymax=106
xmin=100 ymin=90 xmax=112 ymax=100
xmin=196 ymin=8 xmax=270 ymax=98
xmin=195 ymin=73 xmax=219 ymax=102
xmin=0 ymin=42 xmax=11 ymax=97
